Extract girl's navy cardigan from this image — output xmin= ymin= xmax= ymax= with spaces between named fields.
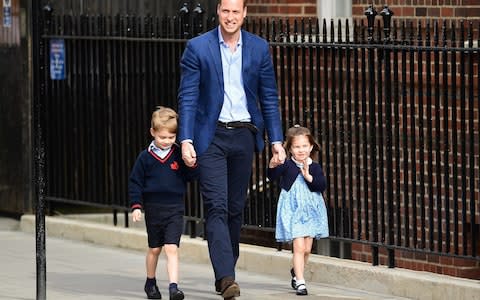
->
xmin=267 ymin=159 xmax=327 ymax=192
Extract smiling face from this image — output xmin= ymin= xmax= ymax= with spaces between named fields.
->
xmin=289 ymin=134 xmax=313 ymax=162
xmin=217 ymin=0 xmax=247 ymax=40
xmin=150 ymin=128 xmax=176 ymax=150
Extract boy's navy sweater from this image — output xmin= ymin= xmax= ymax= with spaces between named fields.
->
xmin=128 ymin=144 xmax=198 ymax=211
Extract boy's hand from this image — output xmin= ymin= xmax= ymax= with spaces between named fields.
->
xmin=132 ymin=209 xmax=142 ymax=222
xmin=181 ymin=142 xmax=197 ymax=167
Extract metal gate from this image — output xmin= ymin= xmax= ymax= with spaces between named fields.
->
xmin=32 ymin=2 xmax=480 ymax=272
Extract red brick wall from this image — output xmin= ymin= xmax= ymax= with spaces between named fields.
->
xmin=247 ymin=0 xmax=317 ymax=18
xmin=352 ymin=0 xmax=480 ymax=25
xmin=351 ymin=243 xmax=480 ymax=279
xmin=350 ymin=2 xmax=480 ymax=279
xmin=247 ymin=0 xmax=480 ymax=281
xmin=247 ymin=1 xmax=480 ymax=22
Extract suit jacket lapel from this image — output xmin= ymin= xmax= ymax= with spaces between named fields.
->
xmin=241 ymin=30 xmax=254 ymax=104
xmin=241 ymin=30 xmax=250 ymax=79
xmin=208 ymin=29 xmax=224 ymax=89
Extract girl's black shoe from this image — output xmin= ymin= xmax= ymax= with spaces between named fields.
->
xmin=290 ymin=268 xmax=296 ymax=290
xmin=295 ymin=283 xmax=308 ymax=296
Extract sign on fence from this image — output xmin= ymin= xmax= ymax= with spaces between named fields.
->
xmin=50 ymin=39 xmax=66 ymax=80
xmin=3 ymin=0 xmax=11 ymax=27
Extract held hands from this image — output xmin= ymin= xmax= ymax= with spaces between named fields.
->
xmin=268 ymin=156 xmax=282 ymax=168
xmin=270 ymin=143 xmax=286 ymax=167
xmin=181 ymin=142 xmax=197 ymax=167
xmin=132 ymin=209 xmax=142 ymax=222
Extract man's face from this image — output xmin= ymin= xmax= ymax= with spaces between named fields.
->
xmin=217 ymin=0 xmax=246 ymax=37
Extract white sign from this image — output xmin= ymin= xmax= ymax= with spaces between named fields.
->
xmin=50 ymin=39 xmax=66 ymax=80
xmin=3 ymin=0 xmax=11 ymax=28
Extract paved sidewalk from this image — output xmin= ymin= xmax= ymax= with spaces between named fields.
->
xmin=0 ymin=217 xmax=411 ymax=300
xmin=4 ymin=215 xmax=480 ymax=300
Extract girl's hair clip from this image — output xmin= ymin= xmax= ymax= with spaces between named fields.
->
xmin=294 ymin=124 xmax=300 ymax=128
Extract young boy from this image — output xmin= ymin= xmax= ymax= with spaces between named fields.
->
xmin=129 ymin=106 xmax=198 ymax=300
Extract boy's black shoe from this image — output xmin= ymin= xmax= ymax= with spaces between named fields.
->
xmin=144 ymin=284 xmax=162 ymax=299
xmin=169 ymin=288 xmax=184 ymax=300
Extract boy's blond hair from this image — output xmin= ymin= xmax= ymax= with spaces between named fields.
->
xmin=151 ymin=106 xmax=178 ymax=133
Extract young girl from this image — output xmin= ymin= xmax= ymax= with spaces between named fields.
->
xmin=129 ymin=106 xmax=198 ymax=300
xmin=267 ymin=125 xmax=329 ymax=296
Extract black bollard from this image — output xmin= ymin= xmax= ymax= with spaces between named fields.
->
xmin=35 ymin=4 xmax=53 ymax=299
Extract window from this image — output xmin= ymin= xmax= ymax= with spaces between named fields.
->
xmin=317 ymin=0 xmax=352 ymax=42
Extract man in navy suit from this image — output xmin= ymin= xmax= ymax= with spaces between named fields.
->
xmin=178 ymin=0 xmax=286 ymax=298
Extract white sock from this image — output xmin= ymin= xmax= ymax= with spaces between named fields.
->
xmin=296 ymin=279 xmax=306 ymax=289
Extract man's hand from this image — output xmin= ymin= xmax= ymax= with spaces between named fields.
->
xmin=181 ymin=142 xmax=197 ymax=167
xmin=270 ymin=143 xmax=286 ymax=166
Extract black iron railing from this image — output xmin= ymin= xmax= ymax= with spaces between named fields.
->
xmin=34 ymin=5 xmax=480 ymax=268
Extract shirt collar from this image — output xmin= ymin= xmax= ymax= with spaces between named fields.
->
xmin=149 ymin=141 xmax=171 ymax=153
xmin=291 ymin=157 xmax=312 ymax=168
xmin=218 ymin=26 xmax=242 ymax=47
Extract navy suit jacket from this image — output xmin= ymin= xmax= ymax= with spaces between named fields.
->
xmin=178 ymin=27 xmax=283 ymax=156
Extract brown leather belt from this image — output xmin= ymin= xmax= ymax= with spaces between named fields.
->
xmin=217 ymin=121 xmax=258 ymax=133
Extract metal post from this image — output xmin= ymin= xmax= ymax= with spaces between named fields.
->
xmin=192 ymin=3 xmax=205 ymax=36
xmin=35 ymin=119 xmax=46 ymax=300
xmin=381 ymin=6 xmax=393 ymax=41
xmin=34 ymin=3 xmax=52 ymax=299
xmin=364 ymin=4 xmax=379 ymax=266
xmin=380 ymin=5 xmax=395 ymax=269
xmin=178 ymin=2 xmax=190 ymax=38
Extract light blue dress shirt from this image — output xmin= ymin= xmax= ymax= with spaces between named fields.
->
xmin=217 ymin=27 xmax=251 ymax=123
xmin=149 ymin=141 xmax=171 ymax=159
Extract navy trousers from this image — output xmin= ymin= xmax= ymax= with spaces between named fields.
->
xmin=198 ymin=125 xmax=255 ymax=281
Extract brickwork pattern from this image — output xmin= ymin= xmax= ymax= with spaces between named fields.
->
xmin=352 ymin=0 xmax=480 ymax=26
xmin=246 ymin=0 xmax=480 ymax=280
xmin=247 ymin=0 xmax=317 ymax=18
xmin=351 ymin=243 xmax=480 ymax=279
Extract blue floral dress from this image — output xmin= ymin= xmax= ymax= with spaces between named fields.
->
xmin=275 ymin=172 xmax=329 ymax=243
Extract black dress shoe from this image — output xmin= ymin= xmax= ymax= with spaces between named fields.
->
xmin=290 ymin=268 xmax=296 ymax=290
xmin=296 ymin=284 xmax=308 ymax=296
xmin=215 ymin=279 xmax=221 ymax=294
xmin=220 ymin=276 xmax=240 ymax=299
xmin=144 ymin=284 xmax=162 ymax=299
xmin=215 ymin=279 xmax=236 ymax=298
xmin=169 ymin=288 xmax=184 ymax=300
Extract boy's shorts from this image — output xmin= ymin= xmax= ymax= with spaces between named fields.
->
xmin=144 ymin=204 xmax=184 ymax=248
